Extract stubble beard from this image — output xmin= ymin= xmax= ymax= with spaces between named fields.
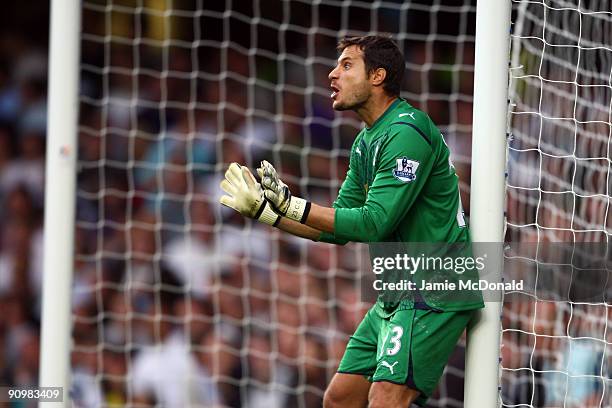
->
xmin=332 ymin=84 xmax=370 ymax=112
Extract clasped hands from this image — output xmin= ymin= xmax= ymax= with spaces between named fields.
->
xmin=219 ymin=161 xmax=309 ymax=225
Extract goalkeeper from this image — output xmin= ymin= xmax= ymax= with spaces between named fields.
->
xmin=219 ymin=35 xmax=483 ymax=408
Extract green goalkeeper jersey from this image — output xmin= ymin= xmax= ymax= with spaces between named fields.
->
xmin=319 ymin=98 xmax=484 ymax=314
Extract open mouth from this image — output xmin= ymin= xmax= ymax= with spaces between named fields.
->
xmin=330 ymin=84 xmax=340 ymax=99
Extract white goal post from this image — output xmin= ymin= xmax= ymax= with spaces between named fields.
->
xmin=465 ymin=1 xmax=511 ymax=407
xmin=39 ymin=0 xmax=81 ymax=405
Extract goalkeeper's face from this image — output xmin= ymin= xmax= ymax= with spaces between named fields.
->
xmin=328 ymin=45 xmax=372 ymax=111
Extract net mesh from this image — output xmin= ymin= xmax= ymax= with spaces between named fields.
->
xmin=69 ymin=0 xmax=612 ymax=406
xmin=72 ymin=1 xmax=477 ymax=406
xmin=505 ymin=0 xmax=612 ymax=406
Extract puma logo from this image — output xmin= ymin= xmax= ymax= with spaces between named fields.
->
xmin=399 ymin=112 xmax=415 ymax=120
xmin=381 ymin=361 xmax=399 ymax=375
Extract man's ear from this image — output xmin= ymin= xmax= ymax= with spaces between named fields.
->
xmin=370 ymin=68 xmax=387 ymax=87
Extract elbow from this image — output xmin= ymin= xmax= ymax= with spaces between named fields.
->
xmin=363 ymin=212 xmax=394 ymax=242
xmin=324 ymin=239 xmax=348 ymax=246
xmin=317 ymin=231 xmax=349 ymax=245
xmin=360 ymin=219 xmax=390 ymax=243
xmin=369 ymin=230 xmax=388 ymax=243
xmin=335 ymin=207 xmax=393 ymax=243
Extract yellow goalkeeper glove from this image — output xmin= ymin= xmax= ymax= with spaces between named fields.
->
xmin=219 ymin=163 xmax=280 ymax=226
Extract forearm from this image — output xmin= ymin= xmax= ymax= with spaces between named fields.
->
xmin=309 ymin=202 xmax=391 ymax=243
xmin=280 ymin=196 xmax=387 ymax=242
xmin=276 ymin=217 xmax=324 ymax=241
xmin=258 ymin=160 xmax=337 ymax=234
xmin=303 ymin=203 xmax=336 ymax=233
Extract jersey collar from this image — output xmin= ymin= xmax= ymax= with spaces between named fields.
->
xmin=365 ymin=97 xmax=402 ymax=132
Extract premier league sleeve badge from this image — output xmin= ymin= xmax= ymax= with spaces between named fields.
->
xmin=392 ymin=156 xmax=420 ymax=182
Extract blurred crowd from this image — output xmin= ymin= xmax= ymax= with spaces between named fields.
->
xmin=0 ymin=1 xmax=609 ymax=408
xmin=0 ymin=2 xmax=51 ymax=402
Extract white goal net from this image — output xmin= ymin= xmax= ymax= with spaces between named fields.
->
xmin=66 ymin=0 xmax=612 ymax=407
xmin=505 ymin=0 xmax=612 ymax=406
xmin=72 ymin=1 xmax=477 ymax=407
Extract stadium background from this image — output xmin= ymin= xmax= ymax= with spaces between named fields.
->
xmin=1 ymin=1 xmax=608 ymax=407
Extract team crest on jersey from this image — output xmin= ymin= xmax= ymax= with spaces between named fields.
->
xmin=393 ymin=157 xmax=419 ymax=182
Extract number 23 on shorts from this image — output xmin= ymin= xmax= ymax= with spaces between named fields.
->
xmin=379 ymin=325 xmax=404 ymax=358
xmin=375 ymin=322 xmax=409 ymax=382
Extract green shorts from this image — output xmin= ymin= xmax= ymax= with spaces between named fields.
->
xmin=337 ymin=306 xmax=475 ymax=406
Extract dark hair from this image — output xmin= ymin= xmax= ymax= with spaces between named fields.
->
xmin=337 ymin=35 xmax=405 ymax=97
